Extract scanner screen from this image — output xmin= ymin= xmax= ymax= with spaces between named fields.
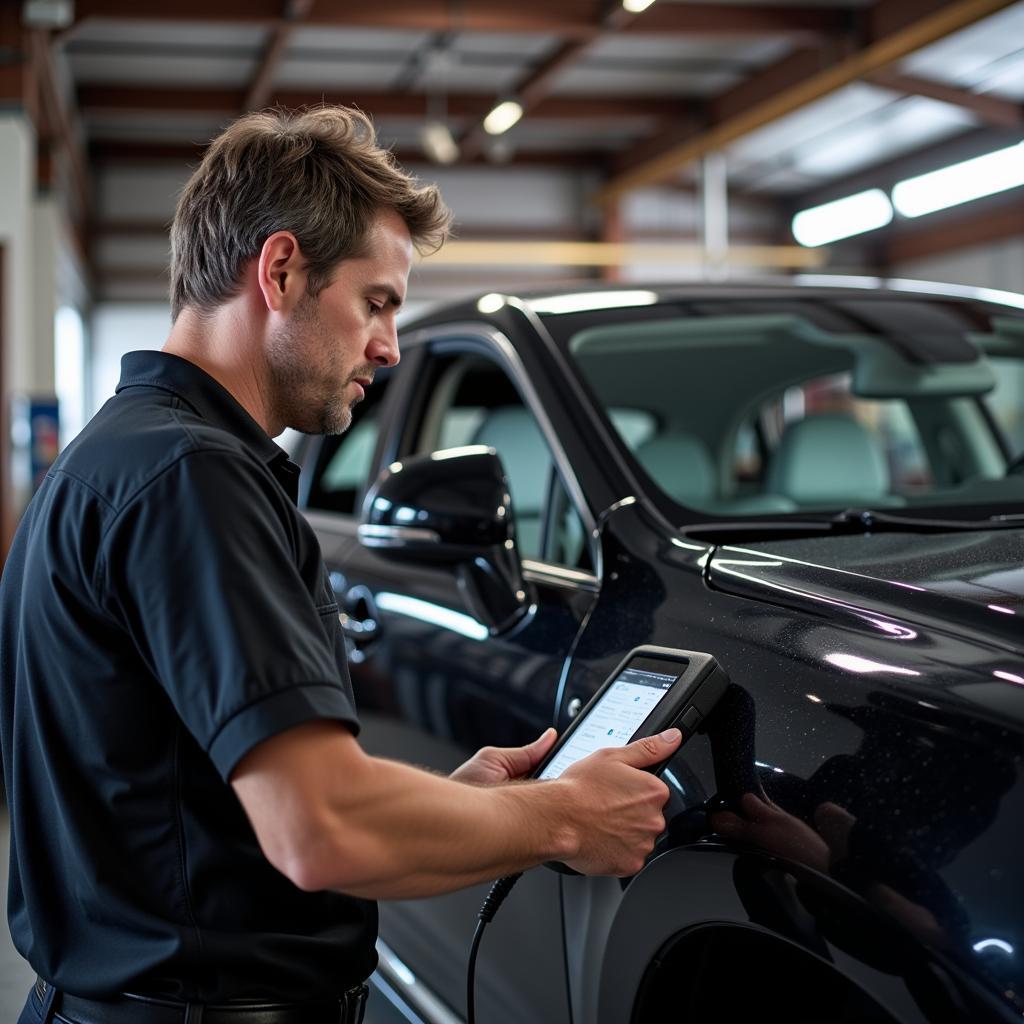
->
xmin=538 ymin=663 xmax=682 ymax=781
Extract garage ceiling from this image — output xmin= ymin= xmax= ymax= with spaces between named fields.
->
xmin=5 ymin=0 xmax=1024 ymax=300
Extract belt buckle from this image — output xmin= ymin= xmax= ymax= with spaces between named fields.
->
xmin=342 ymin=983 xmax=368 ymax=1022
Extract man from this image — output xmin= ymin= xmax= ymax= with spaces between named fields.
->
xmin=0 ymin=106 xmax=680 ymax=1024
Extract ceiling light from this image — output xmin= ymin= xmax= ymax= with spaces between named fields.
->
xmin=792 ymin=189 xmax=893 ymax=247
xmin=419 ymin=121 xmax=459 ymax=165
xmin=22 ymin=0 xmax=73 ymax=28
xmin=622 ymin=0 xmax=657 ymax=10
xmin=892 ymin=142 xmax=1024 ymax=218
xmin=483 ymin=99 xmax=523 ymax=136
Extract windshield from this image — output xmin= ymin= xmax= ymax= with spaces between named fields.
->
xmin=549 ymin=292 xmax=1024 ymax=521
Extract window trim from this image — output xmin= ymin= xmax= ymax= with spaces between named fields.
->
xmin=397 ymin=322 xmax=602 ymax=585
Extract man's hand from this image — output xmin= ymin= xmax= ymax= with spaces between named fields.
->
xmin=558 ymin=729 xmax=682 ymax=877
xmin=711 ymin=793 xmax=831 ymax=874
xmin=450 ymin=728 xmax=557 ymax=786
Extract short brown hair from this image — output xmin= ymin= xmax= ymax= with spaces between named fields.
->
xmin=169 ymin=106 xmax=450 ymax=321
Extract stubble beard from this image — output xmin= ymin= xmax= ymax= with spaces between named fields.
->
xmin=266 ymin=295 xmax=359 ymax=436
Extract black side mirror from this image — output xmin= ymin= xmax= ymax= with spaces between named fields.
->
xmin=358 ymin=447 xmax=532 ymax=634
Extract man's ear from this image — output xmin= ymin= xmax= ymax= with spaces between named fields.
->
xmin=256 ymin=231 xmax=308 ymax=313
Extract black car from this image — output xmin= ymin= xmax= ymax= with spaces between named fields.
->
xmin=287 ymin=280 xmax=1024 ymax=1024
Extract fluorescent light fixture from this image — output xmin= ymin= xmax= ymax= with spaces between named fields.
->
xmin=792 ymin=189 xmax=893 ymax=247
xmin=527 ymin=290 xmax=659 ymax=315
xmin=623 ymin=0 xmax=657 ymax=10
xmin=419 ymin=121 xmax=459 ymax=165
xmin=892 ymin=142 xmax=1024 ymax=218
xmin=483 ymin=99 xmax=523 ymax=136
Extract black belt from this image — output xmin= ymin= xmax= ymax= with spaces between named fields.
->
xmin=33 ymin=978 xmax=368 ymax=1024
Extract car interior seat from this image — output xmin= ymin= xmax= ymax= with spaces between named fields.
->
xmin=634 ymin=432 xmax=716 ymax=505
xmin=766 ymin=413 xmax=905 ymax=508
xmin=471 ymin=406 xmax=551 ymax=557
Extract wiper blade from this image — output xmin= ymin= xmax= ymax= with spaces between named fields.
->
xmin=680 ymin=508 xmax=1020 ymax=543
xmin=831 ymin=508 xmax=1021 ymax=532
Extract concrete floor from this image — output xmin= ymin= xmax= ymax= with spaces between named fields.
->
xmin=0 ymin=809 xmax=409 ymax=1023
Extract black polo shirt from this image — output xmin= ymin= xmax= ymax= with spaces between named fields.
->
xmin=0 ymin=351 xmax=375 ymax=1001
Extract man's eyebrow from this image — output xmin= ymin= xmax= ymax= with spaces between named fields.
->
xmin=370 ymin=285 xmax=404 ymax=310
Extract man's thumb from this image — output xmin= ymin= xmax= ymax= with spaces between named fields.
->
xmin=617 ymin=728 xmax=682 ymax=767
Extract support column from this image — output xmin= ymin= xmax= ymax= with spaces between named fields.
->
xmin=701 ymin=151 xmax=729 ymax=280
xmin=600 ymin=199 xmax=625 ymax=282
xmin=0 ymin=115 xmax=39 ymax=535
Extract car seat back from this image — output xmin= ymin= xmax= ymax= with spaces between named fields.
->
xmin=767 ymin=413 xmax=903 ymax=506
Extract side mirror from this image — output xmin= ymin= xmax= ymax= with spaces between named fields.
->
xmin=358 ymin=447 xmax=532 ymax=634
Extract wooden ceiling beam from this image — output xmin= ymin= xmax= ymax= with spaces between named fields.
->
xmin=67 ymin=1 xmax=602 ymax=39
xmin=458 ymin=3 xmax=643 ymax=161
xmin=87 ymin=138 xmax=612 ymax=170
xmin=881 ymin=191 xmax=1024 ymax=265
xmin=243 ymin=0 xmax=314 ymax=113
xmin=787 ymin=126 xmax=1019 ymax=210
xmin=67 ymin=1 xmax=852 ymax=38
xmin=622 ymin=4 xmax=853 ymax=37
xmin=78 ymin=85 xmax=682 ymax=122
xmin=595 ymin=0 xmax=1019 ymax=203
xmin=864 ymin=69 xmax=1024 ymax=129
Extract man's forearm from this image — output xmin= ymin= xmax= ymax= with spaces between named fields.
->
xmin=307 ymin=751 xmax=579 ymax=898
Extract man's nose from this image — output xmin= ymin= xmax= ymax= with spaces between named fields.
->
xmin=368 ymin=320 xmax=400 ymax=367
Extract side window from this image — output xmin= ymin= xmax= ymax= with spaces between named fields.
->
xmin=306 ymin=378 xmax=389 ymax=514
xmin=413 ymin=354 xmax=590 ymax=569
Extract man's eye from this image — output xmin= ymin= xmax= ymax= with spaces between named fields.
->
xmin=368 ymin=302 xmax=382 ymax=316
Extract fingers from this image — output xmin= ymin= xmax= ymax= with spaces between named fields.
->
xmin=615 ymin=728 xmax=682 ymax=769
xmin=813 ymin=801 xmax=856 ymax=856
xmin=739 ymin=792 xmax=776 ymax=823
xmin=526 ymin=727 xmax=557 ymax=759
xmin=500 ymin=728 xmax=558 ymax=779
xmin=710 ymin=810 xmax=745 ymax=836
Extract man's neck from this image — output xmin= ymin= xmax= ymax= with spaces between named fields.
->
xmin=163 ymin=304 xmax=278 ymax=436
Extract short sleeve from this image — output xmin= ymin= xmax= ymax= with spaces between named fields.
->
xmin=97 ymin=448 xmax=359 ymax=779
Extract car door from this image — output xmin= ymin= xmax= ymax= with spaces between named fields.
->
xmin=300 ymin=325 xmax=601 ymax=1024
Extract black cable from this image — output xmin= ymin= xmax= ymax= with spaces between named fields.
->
xmin=466 ymin=872 xmax=522 ymax=1024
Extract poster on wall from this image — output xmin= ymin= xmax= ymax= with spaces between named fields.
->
xmin=29 ymin=398 xmax=60 ymax=491
xmin=10 ymin=395 xmax=61 ymax=498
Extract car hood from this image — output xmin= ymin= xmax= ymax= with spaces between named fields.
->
xmin=707 ymin=527 xmax=1024 ymax=655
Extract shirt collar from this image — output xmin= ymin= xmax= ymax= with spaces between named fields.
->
xmin=116 ymin=351 xmax=300 ymax=495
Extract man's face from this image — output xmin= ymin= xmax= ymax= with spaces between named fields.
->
xmin=266 ymin=208 xmax=412 ymax=435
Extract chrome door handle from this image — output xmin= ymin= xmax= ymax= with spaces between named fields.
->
xmin=338 ymin=585 xmax=381 ymax=643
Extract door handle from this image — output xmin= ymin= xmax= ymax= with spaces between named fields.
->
xmin=338 ymin=585 xmax=381 ymax=643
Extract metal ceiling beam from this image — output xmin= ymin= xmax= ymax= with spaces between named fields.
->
xmin=87 ymin=139 xmax=613 ymax=169
xmin=785 ymin=126 xmax=1019 ymax=210
xmin=881 ymin=190 xmax=1024 ymax=265
xmin=594 ymin=0 xmax=1019 ymax=204
xmin=458 ymin=3 xmax=642 ymax=161
xmin=243 ymin=0 xmax=314 ymax=113
xmin=77 ymin=85 xmax=682 ymax=122
xmin=66 ymin=1 xmax=853 ymax=38
xmin=864 ymin=69 xmax=1024 ymax=129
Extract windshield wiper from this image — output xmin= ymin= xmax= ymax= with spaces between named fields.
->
xmin=680 ymin=507 xmax=1022 ymax=544
xmin=829 ymin=508 xmax=1021 ymax=532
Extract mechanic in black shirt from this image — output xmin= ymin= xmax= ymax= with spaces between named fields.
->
xmin=0 ymin=106 xmax=681 ymax=1024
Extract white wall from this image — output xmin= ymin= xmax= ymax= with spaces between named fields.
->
xmin=0 ymin=117 xmax=36 ymax=396
xmin=90 ymin=303 xmax=170 ymax=416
